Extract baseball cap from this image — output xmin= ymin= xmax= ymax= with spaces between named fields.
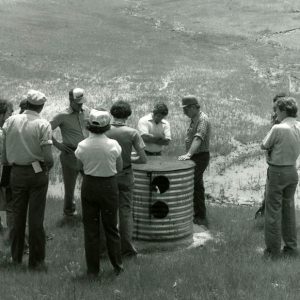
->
xmin=27 ymin=90 xmax=47 ymax=105
xmin=72 ymin=88 xmax=86 ymax=104
xmin=89 ymin=109 xmax=111 ymax=127
xmin=181 ymin=95 xmax=199 ymax=108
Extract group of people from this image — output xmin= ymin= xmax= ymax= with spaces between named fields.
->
xmin=0 ymin=88 xmax=211 ymax=276
xmin=0 ymin=87 xmax=298 ymax=276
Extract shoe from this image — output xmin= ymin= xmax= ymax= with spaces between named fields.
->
xmin=64 ymin=210 xmax=78 ymax=217
xmin=114 ymin=266 xmax=124 ymax=276
xmin=262 ymin=248 xmax=281 ymax=261
xmin=254 ymin=207 xmax=265 ymax=219
xmin=193 ymin=217 xmax=209 ymax=228
xmin=122 ymin=249 xmax=138 ymax=259
xmin=282 ymin=247 xmax=298 ymax=258
xmin=29 ymin=262 xmax=48 ymax=272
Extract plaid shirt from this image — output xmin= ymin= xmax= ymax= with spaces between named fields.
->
xmin=185 ymin=111 xmax=211 ymax=153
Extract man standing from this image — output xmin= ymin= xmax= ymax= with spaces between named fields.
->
xmin=254 ymin=92 xmax=287 ymax=219
xmin=2 ymin=89 xmax=53 ymax=270
xmin=261 ymin=97 xmax=300 ymax=259
xmin=50 ymin=88 xmax=90 ymax=217
xmin=106 ymin=100 xmax=147 ymax=257
xmin=138 ymin=102 xmax=171 ymax=156
xmin=178 ymin=96 xmax=211 ymax=227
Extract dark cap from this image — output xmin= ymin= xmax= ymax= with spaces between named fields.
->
xmin=181 ymin=95 xmax=199 ymax=108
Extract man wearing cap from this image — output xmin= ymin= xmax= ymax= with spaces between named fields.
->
xmin=50 ymin=88 xmax=90 ymax=218
xmin=2 ymin=89 xmax=53 ymax=270
xmin=178 ymin=96 xmax=211 ymax=227
xmin=138 ymin=102 xmax=171 ymax=156
xmin=75 ymin=109 xmax=124 ymax=276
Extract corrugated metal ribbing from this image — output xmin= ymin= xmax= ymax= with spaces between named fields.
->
xmin=132 ymin=162 xmax=194 ymax=241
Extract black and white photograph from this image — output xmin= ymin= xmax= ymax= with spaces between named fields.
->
xmin=1 ymin=0 xmax=300 ymax=299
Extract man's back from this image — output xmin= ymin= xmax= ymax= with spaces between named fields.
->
xmin=106 ymin=125 xmax=144 ymax=168
xmin=264 ymin=117 xmax=300 ymax=166
xmin=4 ymin=111 xmax=52 ymax=165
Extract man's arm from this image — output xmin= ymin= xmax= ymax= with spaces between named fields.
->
xmin=41 ymin=144 xmax=54 ymax=171
xmin=1 ymin=134 xmax=8 ymax=165
xmin=116 ymin=154 xmax=123 ymax=172
xmin=178 ymin=137 xmax=201 ymax=160
xmin=50 ymin=118 xmax=74 ymax=153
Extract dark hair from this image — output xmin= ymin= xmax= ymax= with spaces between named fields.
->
xmin=153 ymin=102 xmax=168 ymax=116
xmin=110 ymin=100 xmax=132 ymax=119
xmin=86 ymin=123 xmax=111 ymax=134
xmin=0 ymin=98 xmax=13 ymax=114
xmin=273 ymin=92 xmax=287 ymax=103
xmin=276 ymin=97 xmax=298 ymax=117
xmin=69 ymin=89 xmax=74 ymax=101
xmin=27 ymin=102 xmax=44 ymax=112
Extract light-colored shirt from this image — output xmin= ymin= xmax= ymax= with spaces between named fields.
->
xmin=185 ymin=111 xmax=211 ymax=153
xmin=106 ymin=123 xmax=145 ymax=169
xmin=3 ymin=110 xmax=53 ymax=165
xmin=262 ymin=117 xmax=300 ymax=166
xmin=50 ymin=106 xmax=90 ymax=148
xmin=75 ymin=133 xmax=121 ymax=177
xmin=137 ymin=113 xmax=171 ymax=152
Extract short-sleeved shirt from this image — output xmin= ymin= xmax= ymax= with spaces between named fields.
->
xmin=50 ymin=105 xmax=90 ymax=148
xmin=137 ymin=113 xmax=171 ymax=152
xmin=75 ymin=133 xmax=121 ymax=177
xmin=106 ymin=123 xmax=145 ymax=169
xmin=185 ymin=111 xmax=211 ymax=153
xmin=262 ymin=117 xmax=300 ymax=166
xmin=2 ymin=110 xmax=53 ymax=165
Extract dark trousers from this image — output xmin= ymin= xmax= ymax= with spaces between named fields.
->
xmin=10 ymin=165 xmax=49 ymax=267
xmin=265 ymin=165 xmax=298 ymax=255
xmin=191 ymin=152 xmax=210 ymax=219
xmin=60 ymin=151 xmax=79 ymax=215
xmin=117 ymin=169 xmax=137 ymax=255
xmin=81 ymin=175 xmax=123 ymax=275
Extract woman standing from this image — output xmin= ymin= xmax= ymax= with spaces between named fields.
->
xmin=75 ymin=109 xmax=123 ymax=276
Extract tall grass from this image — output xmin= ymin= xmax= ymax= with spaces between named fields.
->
xmin=1 ymin=0 xmax=296 ymax=158
xmin=1 ymin=200 xmax=300 ymax=299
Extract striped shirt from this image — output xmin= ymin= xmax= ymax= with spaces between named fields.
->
xmin=185 ymin=111 xmax=211 ymax=153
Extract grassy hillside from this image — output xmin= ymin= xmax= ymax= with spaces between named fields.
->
xmin=1 ymin=0 xmax=300 ymax=156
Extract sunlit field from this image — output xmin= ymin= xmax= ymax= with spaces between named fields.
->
xmin=1 ymin=0 xmax=300 ymax=158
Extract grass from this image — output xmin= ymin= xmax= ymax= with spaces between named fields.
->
xmin=1 ymin=199 xmax=300 ymax=299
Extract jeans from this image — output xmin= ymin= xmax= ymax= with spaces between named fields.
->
xmin=191 ymin=152 xmax=210 ymax=219
xmin=265 ymin=165 xmax=298 ymax=255
xmin=10 ymin=165 xmax=49 ymax=267
xmin=60 ymin=150 xmax=79 ymax=215
xmin=81 ymin=175 xmax=123 ymax=275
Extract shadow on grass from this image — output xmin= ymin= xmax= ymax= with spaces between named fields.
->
xmin=56 ymin=215 xmax=82 ymax=228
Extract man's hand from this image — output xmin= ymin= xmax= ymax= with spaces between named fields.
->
xmin=178 ymin=153 xmax=192 ymax=161
xmin=55 ymin=142 xmax=74 ymax=153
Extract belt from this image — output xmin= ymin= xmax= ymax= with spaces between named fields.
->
xmin=12 ymin=161 xmax=46 ymax=168
xmin=145 ymin=150 xmax=161 ymax=156
xmin=123 ymin=165 xmax=132 ymax=171
xmin=63 ymin=144 xmax=77 ymax=152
